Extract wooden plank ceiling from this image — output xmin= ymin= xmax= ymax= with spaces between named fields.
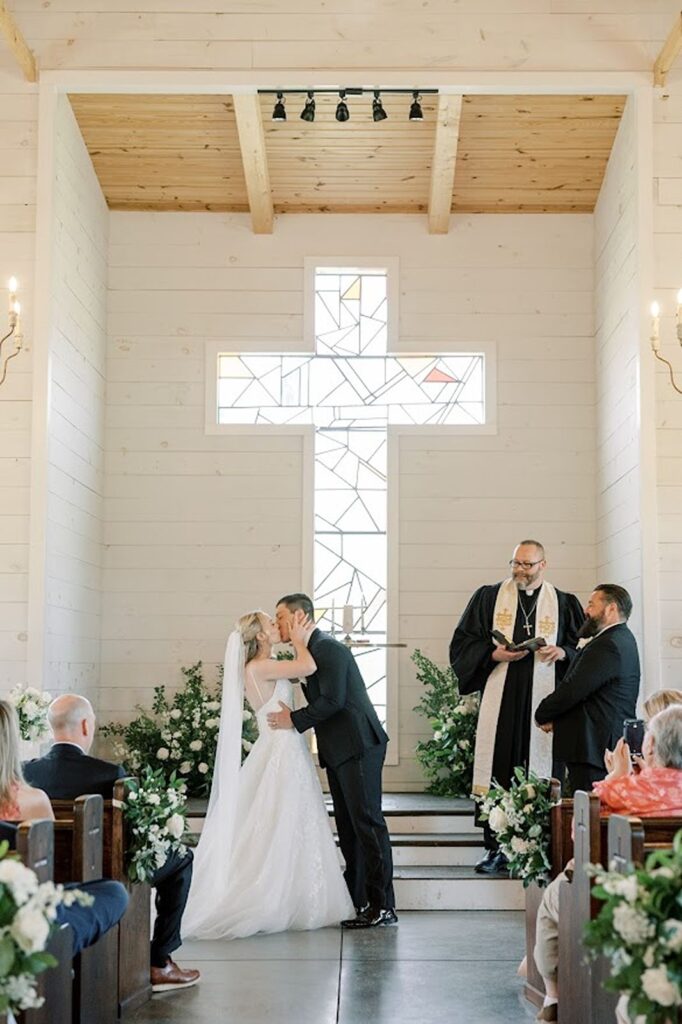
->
xmin=69 ymin=92 xmax=626 ymax=230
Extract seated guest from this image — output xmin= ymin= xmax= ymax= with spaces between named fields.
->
xmin=0 ymin=819 xmax=129 ymax=957
xmin=0 ymin=700 xmax=54 ymax=822
xmin=594 ymin=705 xmax=682 ymax=816
xmin=24 ymin=694 xmax=200 ymax=993
xmin=531 ymin=704 xmax=682 ymax=1021
xmin=643 ymin=687 xmax=682 ymax=720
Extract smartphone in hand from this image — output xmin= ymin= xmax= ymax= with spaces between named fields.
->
xmin=623 ymin=718 xmax=645 ymax=760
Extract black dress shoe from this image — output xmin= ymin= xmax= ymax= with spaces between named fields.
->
xmin=341 ymin=907 xmax=398 ymax=929
xmin=474 ymin=850 xmax=509 ymax=875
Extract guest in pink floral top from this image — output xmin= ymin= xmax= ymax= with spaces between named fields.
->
xmin=593 ymin=704 xmax=682 ymax=816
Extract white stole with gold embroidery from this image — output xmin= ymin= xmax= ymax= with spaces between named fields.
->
xmin=472 ymin=578 xmax=559 ymax=796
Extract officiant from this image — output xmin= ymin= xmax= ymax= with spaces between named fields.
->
xmin=448 ymin=540 xmax=584 ymax=874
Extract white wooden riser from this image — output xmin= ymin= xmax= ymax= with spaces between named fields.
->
xmin=392 ymin=845 xmax=483 ymax=867
xmin=330 ymin=814 xmax=480 ymax=836
xmin=394 ymin=878 xmax=524 ymax=912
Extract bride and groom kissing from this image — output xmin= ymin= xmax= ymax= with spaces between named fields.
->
xmin=182 ymin=592 xmax=397 ymax=940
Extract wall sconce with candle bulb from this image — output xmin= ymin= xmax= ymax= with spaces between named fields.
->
xmin=0 ymin=277 xmax=23 ymax=387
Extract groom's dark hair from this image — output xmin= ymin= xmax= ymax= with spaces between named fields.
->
xmin=277 ymin=593 xmax=315 ymax=620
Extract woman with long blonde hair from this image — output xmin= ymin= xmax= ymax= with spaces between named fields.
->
xmin=0 ymin=699 xmax=53 ymax=822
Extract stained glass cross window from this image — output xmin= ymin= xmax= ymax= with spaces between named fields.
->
xmin=217 ymin=268 xmax=485 ymax=725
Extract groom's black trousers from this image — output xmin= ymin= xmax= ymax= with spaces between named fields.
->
xmin=326 ymin=742 xmax=395 ymax=911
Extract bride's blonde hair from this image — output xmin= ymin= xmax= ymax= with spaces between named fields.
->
xmin=237 ymin=610 xmax=268 ymax=664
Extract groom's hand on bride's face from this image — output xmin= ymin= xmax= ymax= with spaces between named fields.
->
xmin=267 ymin=701 xmax=294 ymax=731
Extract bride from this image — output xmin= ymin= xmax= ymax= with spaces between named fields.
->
xmin=181 ymin=609 xmax=354 ymax=940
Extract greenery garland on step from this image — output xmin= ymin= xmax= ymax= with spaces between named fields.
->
xmin=412 ymin=649 xmax=479 ymax=798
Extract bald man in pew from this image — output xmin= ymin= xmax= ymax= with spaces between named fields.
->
xmin=23 ymin=694 xmax=200 ymax=994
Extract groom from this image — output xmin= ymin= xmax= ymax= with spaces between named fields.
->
xmin=267 ymin=593 xmax=396 ymax=928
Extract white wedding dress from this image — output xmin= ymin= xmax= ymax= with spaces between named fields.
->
xmin=182 ymin=670 xmax=354 ymax=941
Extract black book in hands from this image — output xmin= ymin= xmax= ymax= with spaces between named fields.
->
xmin=491 ymin=629 xmax=547 ymax=653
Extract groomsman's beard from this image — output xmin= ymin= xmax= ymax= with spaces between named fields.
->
xmin=577 ymin=614 xmax=602 ymax=639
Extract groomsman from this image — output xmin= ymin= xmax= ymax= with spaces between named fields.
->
xmin=535 ymin=584 xmax=640 ymax=794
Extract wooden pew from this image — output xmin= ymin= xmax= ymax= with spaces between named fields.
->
xmin=50 ymin=796 xmax=118 ymax=1024
xmin=557 ymin=793 xmax=682 ymax=1024
xmin=52 ymin=781 xmax=152 ymax=1018
xmin=15 ymin=820 xmax=72 ymax=1024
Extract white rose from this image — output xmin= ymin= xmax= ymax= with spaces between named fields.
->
xmin=0 ymin=860 xmax=39 ymax=905
xmin=156 ymin=747 xmax=170 ymax=761
xmin=127 ymin=792 xmax=138 ymax=802
xmin=206 ymin=718 xmax=220 ymax=729
xmin=641 ymin=967 xmax=681 ymax=1008
xmin=11 ymin=906 xmax=50 ymax=954
xmin=146 ymin=792 xmax=161 ymax=806
xmin=510 ymin=836 xmax=530 ymax=855
xmin=198 ymin=762 xmax=209 ymax=774
xmin=613 ymin=904 xmax=655 ymax=946
xmin=25 ymin=687 xmax=40 ymax=698
xmin=525 ymin=784 xmax=536 ymax=799
xmin=488 ymin=806 xmax=509 ymax=834
xmin=242 ymin=709 xmax=252 ymax=721
xmin=23 ymin=700 xmax=38 ymax=719
xmin=241 ymin=740 xmax=253 ymax=753
xmin=170 ymin=709 xmax=182 ymax=720
xmin=42 ymin=692 xmax=51 ymax=702
xmin=459 ymin=739 xmax=470 ymax=749
xmin=179 ymin=761 xmax=191 ymax=774
xmin=189 ymin=740 xmax=202 ymax=752
xmin=165 ymin=814 xmax=185 ymax=840
xmin=433 ymin=730 xmax=442 ymax=742
xmin=206 ymin=701 xmax=220 ymax=711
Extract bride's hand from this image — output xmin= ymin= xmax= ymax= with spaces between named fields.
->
xmin=290 ymin=613 xmax=314 ymax=645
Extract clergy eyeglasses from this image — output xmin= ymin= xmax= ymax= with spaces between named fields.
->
xmin=509 ymin=559 xmax=543 ymax=570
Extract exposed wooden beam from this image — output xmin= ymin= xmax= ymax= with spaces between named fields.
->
xmin=0 ymin=1 xmax=36 ymax=82
xmin=428 ymin=94 xmax=462 ymax=235
xmin=232 ymin=93 xmax=273 ymax=234
xmin=654 ymin=12 xmax=682 ymax=87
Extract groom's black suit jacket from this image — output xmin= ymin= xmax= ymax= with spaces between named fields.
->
xmin=291 ymin=629 xmax=388 ymax=769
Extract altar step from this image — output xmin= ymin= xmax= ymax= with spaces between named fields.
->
xmin=185 ymin=793 xmax=524 ymax=911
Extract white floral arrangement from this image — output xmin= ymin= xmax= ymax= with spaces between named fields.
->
xmin=0 ymin=841 xmax=92 ymax=1015
xmin=478 ymin=767 xmax=556 ymax=886
xmin=122 ymin=767 xmax=188 ymax=883
xmin=584 ymin=829 xmax=682 ymax=1023
xmin=6 ymin=685 xmax=51 ymax=743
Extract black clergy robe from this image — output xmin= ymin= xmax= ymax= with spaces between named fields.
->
xmin=449 ymin=582 xmax=585 ymax=796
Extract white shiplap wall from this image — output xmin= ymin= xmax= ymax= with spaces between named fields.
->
xmin=593 ymin=96 xmax=644 ymax=644
xmin=654 ymin=75 xmax=682 ymax=690
xmin=43 ymin=95 xmax=109 ymax=700
xmin=0 ymin=55 xmax=37 ymax=692
xmin=105 ymin=211 xmax=596 ymax=787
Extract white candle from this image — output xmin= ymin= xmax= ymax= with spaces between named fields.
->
xmin=651 ymin=300 xmax=661 ymax=353
xmin=342 ymin=604 xmax=353 ymax=634
xmin=360 ymin=601 xmax=365 ymax=634
xmin=331 ymin=599 xmax=335 ymax=634
xmin=13 ymin=300 xmax=21 ymax=337
xmin=8 ymin=276 xmax=17 ymax=313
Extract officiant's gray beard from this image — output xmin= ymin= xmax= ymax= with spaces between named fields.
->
xmin=513 ymin=569 xmax=542 ymax=591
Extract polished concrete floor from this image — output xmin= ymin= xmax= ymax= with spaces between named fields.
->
xmin=131 ymin=911 xmax=537 ymax=1024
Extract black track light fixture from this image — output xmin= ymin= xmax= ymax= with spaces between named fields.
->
xmin=300 ymin=91 xmax=316 ymax=122
xmin=372 ymin=90 xmax=388 ymax=122
xmin=409 ymin=91 xmax=424 ymax=121
xmin=272 ymin=91 xmax=287 ymax=121
xmin=335 ymin=90 xmax=350 ymax=122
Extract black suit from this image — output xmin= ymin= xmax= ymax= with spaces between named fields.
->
xmin=535 ymin=622 xmax=640 ymax=793
xmin=0 ymin=819 xmax=129 ymax=956
xmin=291 ymin=630 xmax=394 ymax=911
xmin=23 ymin=744 xmax=193 ymax=967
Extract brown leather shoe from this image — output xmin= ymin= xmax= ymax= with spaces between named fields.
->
xmin=151 ymin=958 xmax=200 ymax=993
xmin=536 ymin=1003 xmax=558 ymax=1022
